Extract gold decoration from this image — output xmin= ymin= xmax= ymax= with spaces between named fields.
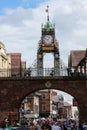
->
xmin=45 ymin=81 xmax=52 ymax=88
xmin=42 ymin=46 xmax=54 ymax=51
xmin=47 ymin=27 xmax=50 ymax=31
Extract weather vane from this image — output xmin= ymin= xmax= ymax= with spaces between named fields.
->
xmin=45 ymin=5 xmax=49 ymax=22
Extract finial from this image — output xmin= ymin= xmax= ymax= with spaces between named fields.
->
xmin=45 ymin=5 xmax=49 ymax=22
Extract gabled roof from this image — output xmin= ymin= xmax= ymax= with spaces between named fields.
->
xmin=69 ymin=50 xmax=86 ymax=67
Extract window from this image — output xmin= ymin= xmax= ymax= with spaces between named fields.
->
xmin=42 ymin=94 xmax=45 ymax=99
xmin=35 ymin=105 xmax=39 ymax=113
xmin=42 ymin=104 xmax=46 ymax=111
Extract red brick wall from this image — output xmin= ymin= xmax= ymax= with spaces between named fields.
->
xmin=9 ymin=53 xmax=21 ymax=76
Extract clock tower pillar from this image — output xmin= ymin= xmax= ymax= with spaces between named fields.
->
xmin=37 ymin=6 xmax=60 ymax=76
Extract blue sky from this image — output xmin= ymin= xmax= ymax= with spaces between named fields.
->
xmin=0 ymin=0 xmax=47 ymax=14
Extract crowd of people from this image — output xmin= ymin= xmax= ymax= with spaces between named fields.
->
xmin=0 ymin=118 xmax=87 ymax=130
xmin=0 ymin=117 xmax=87 ymax=130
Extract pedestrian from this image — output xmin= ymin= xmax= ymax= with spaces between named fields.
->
xmin=5 ymin=119 xmax=14 ymax=130
xmin=36 ymin=120 xmax=41 ymax=130
xmin=0 ymin=120 xmax=6 ymax=130
xmin=16 ymin=119 xmax=29 ymax=130
xmin=29 ymin=122 xmax=36 ymax=130
xmin=78 ymin=123 xmax=83 ymax=130
xmin=12 ymin=120 xmax=19 ymax=130
xmin=67 ymin=67 xmax=71 ymax=76
xmin=54 ymin=122 xmax=61 ymax=130
xmin=41 ymin=119 xmax=52 ymax=130
xmin=83 ymin=122 xmax=87 ymax=130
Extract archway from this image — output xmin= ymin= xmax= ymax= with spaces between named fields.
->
xmin=18 ymin=89 xmax=78 ymax=122
xmin=0 ymin=77 xmax=87 ymax=122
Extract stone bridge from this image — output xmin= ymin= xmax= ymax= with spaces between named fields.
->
xmin=0 ymin=76 xmax=87 ymax=122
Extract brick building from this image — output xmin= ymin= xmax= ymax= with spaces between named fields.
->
xmin=39 ymin=90 xmax=72 ymax=120
xmin=68 ymin=50 xmax=86 ymax=67
xmin=20 ymin=92 xmax=40 ymax=119
xmin=68 ymin=49 xmax=87 ymax=76
xmin=0 ymin=42 xmax=26 ymax=77
xmin=39 ymin=89 xmax=51 ymax=117
xmin=8 ymin=53 xmax=21 ymax=77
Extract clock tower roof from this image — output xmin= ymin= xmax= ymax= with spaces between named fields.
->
xmin=41 ymin=5 xmax=55 ymax=35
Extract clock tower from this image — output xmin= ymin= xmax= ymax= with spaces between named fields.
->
xmin=37 ymin=6 xmax=60 ymax=76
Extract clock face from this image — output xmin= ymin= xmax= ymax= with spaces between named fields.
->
xmin=43 ymin=35 xmax=53 ymax=45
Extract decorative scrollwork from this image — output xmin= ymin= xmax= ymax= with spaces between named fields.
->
xmin=45 ymin=81 xmax=52 ymax=88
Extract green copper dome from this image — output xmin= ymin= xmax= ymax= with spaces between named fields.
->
xmin=42 ymin=22 xmax=55 ymax=35
xmin=44 ymin=22 xmax=54 ymax=29
xmin=41 ymin=5 xmax=55 ymax=35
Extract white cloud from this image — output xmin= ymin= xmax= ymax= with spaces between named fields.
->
xmin=0 ymin=0 xmax=87 ymax=68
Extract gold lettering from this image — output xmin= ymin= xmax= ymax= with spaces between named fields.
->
xmin=42 ymin=47 xmax=54 ymax=51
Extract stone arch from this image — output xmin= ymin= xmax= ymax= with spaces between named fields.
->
xmin=0 ymin=77 xmax=87 ymax=122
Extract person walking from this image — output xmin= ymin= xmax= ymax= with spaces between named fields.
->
xmin=16 ymin=119 xmax=29 ymax=130
xmin=0 ymin=120 xmax=6 ymax=130
xmin=78 ymin=123 xmax=83 ymax=130
xmin=5 ymin=119 xmax=14 ymax=130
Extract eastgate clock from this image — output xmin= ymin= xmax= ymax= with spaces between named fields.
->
xmin=43 ymin=35 xmax=53 ymax=45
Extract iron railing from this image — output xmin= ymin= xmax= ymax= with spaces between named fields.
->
xmin=0 ymin=67 xmax=86 ymax=78
xmin=0 ymin=67 xmax=67 ymax=78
